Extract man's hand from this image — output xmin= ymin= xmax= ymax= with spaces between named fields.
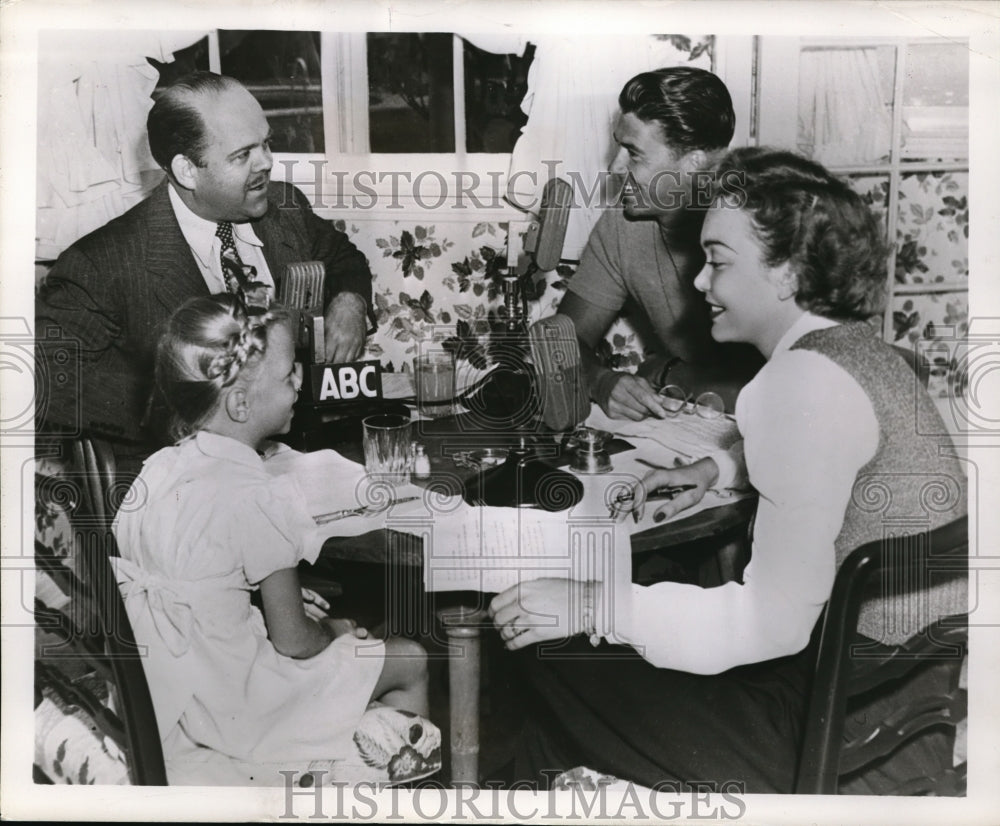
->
xmin=602 ymin=373 xmax=670 ymax=421
xmin=323 ymin=292 xmax=368 ymax=362
xmin=615 ymin=457 xmax=719 ymax=524
xmin=488 ymin=579 xmax=599 ymax=651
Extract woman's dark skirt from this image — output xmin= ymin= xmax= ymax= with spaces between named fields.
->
xmin=510 ymin=636 xmax=812 ymax=793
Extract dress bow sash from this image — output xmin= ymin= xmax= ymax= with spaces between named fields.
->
xmin=113 ymin=556 xmax=196 ymax=656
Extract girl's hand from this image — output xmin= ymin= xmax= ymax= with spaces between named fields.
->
xmin=488 ymin=578 xmax=598 ymax=651
xmin=617 ymin=456 xmax=719 ymax=524
xmin=321 ymin=617 xmax=370 ymax=640
xmin=300 ymin=587 xmax=330 ymax=621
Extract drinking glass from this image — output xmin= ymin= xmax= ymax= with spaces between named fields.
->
xmin=415 ymin=350 xmax=455 ymax=418
xmin=362 ymin=414 xmax=412 ymax=484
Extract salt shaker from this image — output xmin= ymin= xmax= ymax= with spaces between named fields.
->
xmin=412 ymin=442 xmax=431 ymax=479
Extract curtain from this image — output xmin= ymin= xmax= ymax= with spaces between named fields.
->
xmin=797 ymin=48 xmax=893 ymax=167
xmin=36 ymin=31 xmax=209 ymax=260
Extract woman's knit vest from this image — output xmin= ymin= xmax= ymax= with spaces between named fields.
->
xmin=791 ymin=322 xmax=967 ymax=644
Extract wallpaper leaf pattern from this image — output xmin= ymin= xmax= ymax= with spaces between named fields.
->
xmin=895 ymin=172 xmax=968 ymax=284
xmin=339 ymin=219 xmax=566 ymax=371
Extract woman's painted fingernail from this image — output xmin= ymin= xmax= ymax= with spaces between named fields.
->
xmin=654 ymin=512 xmax=665 ymax=523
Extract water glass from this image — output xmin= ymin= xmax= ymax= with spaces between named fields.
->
xmin=415 ymin=350 xmax=455 ymax=418
xmin=362 ymin=414 xmax=412 ymax=484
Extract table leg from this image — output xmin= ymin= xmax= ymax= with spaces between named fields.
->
xmin=437 ymin=606 xmax=489 ymax=785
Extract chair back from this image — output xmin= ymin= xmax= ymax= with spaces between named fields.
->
xmin=69 ymin=436 xmax=118 ymax=531
xmin=794 ymin=516 xmax=967 ymax=794
xmin=34 ymin=438 xmax=167 ymax=784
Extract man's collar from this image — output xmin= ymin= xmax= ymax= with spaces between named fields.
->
xmin=167 ymin=183 xmax=264 ymax=270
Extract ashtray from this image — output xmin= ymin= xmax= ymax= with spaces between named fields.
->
xmin=453 ymin=448 xmax=509 ymax=470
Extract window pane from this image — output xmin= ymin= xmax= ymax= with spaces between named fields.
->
xmin=463 ymin=40 xmax=533 ymax=153
xmin=796 ymin=45 xmax=895 ymax=165
xmin=218 ymin=30 xmax=323 ymax=153
xmin=901 ymin=41 xmax=968 ymax=162
xmin=367 ymin=33 xmax=455 ymax=153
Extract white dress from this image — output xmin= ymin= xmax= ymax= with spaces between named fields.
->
xmin=112 ymin=431 xmax=386 ymax=766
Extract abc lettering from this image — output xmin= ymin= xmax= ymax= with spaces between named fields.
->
xmin=318 ymin=364 xmax=378 ymax=401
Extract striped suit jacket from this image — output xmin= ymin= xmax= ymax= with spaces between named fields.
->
xmin=36 ymin=179 xmax=372 ymax=444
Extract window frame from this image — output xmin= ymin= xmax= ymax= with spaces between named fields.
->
xmin=208 ymin=30 xmax=521 ymax=217
xmin=755 ymin=35 xmax=969 ymax=340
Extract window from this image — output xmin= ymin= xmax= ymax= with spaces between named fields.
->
xmin=757 ymin=36 xmax=969 ymax=419
xmin=363 ymin=33 xmax=532 ymax=154
xmin=218 ymin=31 xmax=324 ymax=153
xmin=201 ymin=30 xmax=533 ymax=210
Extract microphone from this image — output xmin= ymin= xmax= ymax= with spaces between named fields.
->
xmin=280 ymin=261 xmax=326 ymax=362
xmin=529 ymin=313 xmax=590 ymax=433
xmin=521 ymin=177 xmax=573 ymax=273
xmin=281 ymin=261 xmax=385 ymax=412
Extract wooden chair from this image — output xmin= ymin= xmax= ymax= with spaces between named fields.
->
xmin=34 ymin=443 xmax=168 ymax=784
xmin=794 ymin=516 xmax=968 ymax=794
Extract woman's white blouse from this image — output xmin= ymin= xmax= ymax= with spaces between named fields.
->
xmin=618 ymin=314 xmax=880 ymax=674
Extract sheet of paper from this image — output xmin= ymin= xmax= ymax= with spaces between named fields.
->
xmin=264 ymin=446 xmax=456 ymax=539
xmin=423 ymin=505 xmax=632 ymax=600
xmin=585 ymin=402 xmax=742 ymax=460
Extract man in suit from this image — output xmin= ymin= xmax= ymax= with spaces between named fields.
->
xmin=36 ymin=71 xmax=374 ymax=450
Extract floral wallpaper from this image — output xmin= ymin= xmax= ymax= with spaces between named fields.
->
xmin=848 ymin=169 xmax=970 ymax=408
xmin=895 ymin=171 xmax=969 ymax=285
xmin=892 ymin=290 xmax=969 ymax=402
xmin=326 ymin=216 xmax=570 ymax=373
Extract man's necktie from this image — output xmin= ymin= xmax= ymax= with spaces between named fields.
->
xmin=215 ymin=222 xmax=269 ymax=308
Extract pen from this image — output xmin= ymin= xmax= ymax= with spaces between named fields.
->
xmin=614 ymin=484 xmax=697 ymax=506
xmin=314 ymin=496 xmax=421 ymax=524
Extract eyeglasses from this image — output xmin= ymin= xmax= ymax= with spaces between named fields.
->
xmin=656 ymin=384 xmax=726 ymax=420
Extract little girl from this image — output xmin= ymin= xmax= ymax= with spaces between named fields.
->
xmin=112 ymin=294 xmax=434 ymax=783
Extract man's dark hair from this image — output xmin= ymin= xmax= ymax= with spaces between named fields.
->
xmin=147 ymin=71 xmax=240 ymax=173
xmin=619 ymin=66 xmax=735 ymax=153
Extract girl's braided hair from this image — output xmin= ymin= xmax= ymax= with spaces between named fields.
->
xmin=152 ymin=293 xmax=291 ymax=442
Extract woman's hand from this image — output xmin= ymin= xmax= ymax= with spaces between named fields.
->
xmin=300 ymin=587 xmax=330 ymax=621
xmin=488 ymin=578 xmax=598 ymax=651
xmin=618 ymin=456 xmax=719 ymax=524
xmin=321 ymin=617 xmax=370 ymax=639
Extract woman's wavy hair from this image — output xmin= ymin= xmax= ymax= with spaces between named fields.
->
xmin=712 ymin=147 xmax=887 ymax=320
xmin=152 ymin=294 xmax=291 ymax=442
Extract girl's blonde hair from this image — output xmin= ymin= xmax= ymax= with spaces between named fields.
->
xmin=153 ymin=294 xmax=292 ymax=442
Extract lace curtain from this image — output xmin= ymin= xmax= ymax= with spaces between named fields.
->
xmin=35 ymin=31 xmax=209 ymax=260
xmin=797 ymin=47 xmax=893 ymax=166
